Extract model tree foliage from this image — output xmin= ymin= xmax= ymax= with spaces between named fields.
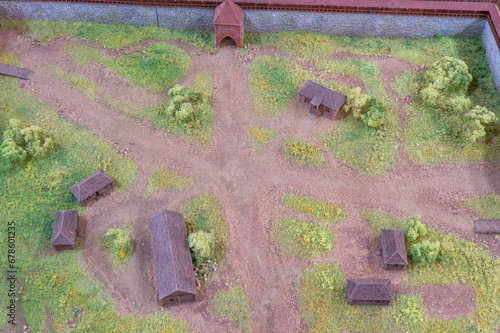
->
xmin=345 ymin=87 xmax=387 ymax=129
xmin=187 ymin=230 xmax=215 ymax=260
xmin=404 ymin=215 xmax=442 ymax=266
xmin=160 ymin=84 xmax=211 ymax=131
xmin=1 ymin=119 xmax=56 ymax=164
xmin=420 ymin=57 xmax=498 ymax=143
xmin=101 ymin=227 xmax=133 ymax=265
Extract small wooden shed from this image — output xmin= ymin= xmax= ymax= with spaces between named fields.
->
xmin=69 ymin=169 xmax=113 ymax=206
xmin=474 ymin=219 xmax=500 ymax=234
xmin=51 ymin=210 xmax=78 ymax=251
xmin=213 ymin=0 xmax=244 ymax=48
xmin=297 ymin=80 xmax=347 ymax=120
xmin=347 ymin=279 xmax=393 ymax=306
xmin=148 ymin=209 xmax=197 ymax=307
xmin=379 ymin=228 xmax=408 ymax=270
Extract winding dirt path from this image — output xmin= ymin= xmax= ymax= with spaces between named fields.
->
xmin=2 ymin=30 xmax=500 ymax=332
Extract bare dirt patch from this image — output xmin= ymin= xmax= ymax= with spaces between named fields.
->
xmin=411 ymin=284 xmax=476 ymax=320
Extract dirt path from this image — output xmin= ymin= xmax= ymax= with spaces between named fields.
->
xmin=2 ymin=31 xmax=500 ymax=332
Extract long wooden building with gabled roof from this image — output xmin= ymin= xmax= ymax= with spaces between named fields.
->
xmin=69 ymin=169 xmax=113 ymax=206
xmin=51 ymin=210 xmax=79 ymax=251
xmin=379 ymin=228 xmax=408 ymax=270
xmin=347 ymin=278 xmax=393 ymax=306
xmin=148 ymin=209 xmax=197 ymax=307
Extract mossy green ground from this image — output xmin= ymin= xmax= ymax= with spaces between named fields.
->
xmin=281 ymin=193 xmax=346 ymax=227
xmin=282 ymin=137 xmax=326 ymax=167
xmin=209 ymin=285 xmax=252 ymax=332
xmin=298 ymin=209 xmax=500 ymax=332
xmin=180 ymin=192 xmax=227 ymax=263
xmin=247 ymin=32 xmax=500 ymax=174
xmin=0 ymin=52 xmax=188 ymax=332
xmin=247 ymin=126 xmax=279 ymax=151
xmin=462 ymin=194 xmax=500 ymax=219
xmin=145 ymin=166 xmax=194 ymax=197
xmin=51 ymin=66 xmax=100 ymax=100
xmin=271 ymin=216 xmax=334 ymax=258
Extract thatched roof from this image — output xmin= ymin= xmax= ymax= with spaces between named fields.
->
xmin=51 ymin=210 xmax=78 ymax=246
xmin=474 ymin=219 xmax=500 ymax=234
xmin=69 ymin=169 xmax=113 ymax=201
xmin=297 ymin=80 xmax=347 ymax=111
xmin=148 ymin=210 xmax=196 ymax=300
xmin=347 ymin=279 xmax=393 ymax=302
xmin=380 ymin=228 xmax=408 ymax=266
xmin=213 ymin=0 xmax=243 ymax=25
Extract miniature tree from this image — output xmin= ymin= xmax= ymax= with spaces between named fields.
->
xmin=409 ymin=240 xmax=441 ymax=266
xmin=101 ymin=227 xmax=133 ymax=266
xmin=188 ymin=230 xmax=215 ymax=261
xmin=462 ymin=106 xmax=499 ymax=143
xmin=1 ymin=119 xmax=56 ymax=164
xmin=345 ymin=87 xmax=371 ymax=119
xmin=404 ymin=215 xmax=427 ymax=243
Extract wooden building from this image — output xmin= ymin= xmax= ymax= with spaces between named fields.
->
xmin=474 ymin=219 xmax=500 ymax=234
xmin=213 ymin=0 xmax=243 ymax=48
xmin=297 ymin=80 xmax=347 ymax=120
xmin=379 ymin=228 xmax=408 ymax=270
xmin=69 ymin=169 xmax=113 ymax=206
xmin=347 ymin=279 xmax=393 ymax=306
xmin=148 ymin=209 xmax=197 ymax=307
xmin=51 ymin=210 xmax=78 ymax=251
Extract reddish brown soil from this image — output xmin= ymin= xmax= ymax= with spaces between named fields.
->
xmin=1 ymin=30 xmax=499 ymax=332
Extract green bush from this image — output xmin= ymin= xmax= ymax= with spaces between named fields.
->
xmin=462 ymin=106 xmax=498 ymax=143
xmin=271 ymin=216 xmax=334 ymax=258
xmin=410 ymin=240 xmax=442 ymax=266
xmin=101 ymin=227 xmax=133 ymax=266
xmin=283 ymin=138 xmax=325 ymax=167
xmin=187 ymin=230 xmax=214 ymax=260
xmin=360 ymin=99 xmax=388 ymax=129
xmin=161 ymin=84 xmax=209 ymax=128
xmin=422 ymin=56 xmax=472 ymax=98
xmin=1 ymin=119 xmax=56 ymax=164
xmin=345 ymin=87 xmax=371 ymax=119
xmin=404 ymin=215 xmax=428 ymax=243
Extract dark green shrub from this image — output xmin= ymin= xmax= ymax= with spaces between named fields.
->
xmin=410 ymin=240 xmax=442 ymax=266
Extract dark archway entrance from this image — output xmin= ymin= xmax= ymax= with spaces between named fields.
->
xmin=220 ymin=36 xmax=237 ymax=47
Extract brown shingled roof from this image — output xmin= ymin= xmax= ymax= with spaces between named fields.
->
xmin=380 ymin=228 xmax=408 ymax=266
xmin=297 ymin=80 xmax=347 ymax=111
xmin=347 ymin=279 xmax=393 ymax=302
xmin=69 ymin=169 xmax=113 ymax=201
xmin=213 ymin=0 xmax=243 ymax=25
xmin=474 ymin=219 xmax=500 ymax=234
xmin=148 ymin=210 xmax=197 ymax=300
xmin=51 ymin=210 xmax=78 ymax=246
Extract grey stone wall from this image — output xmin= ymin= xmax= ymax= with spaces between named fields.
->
xmin=156 ymin=7 xmax=213 ymax=31
xmin=482 ymin=22 xmax=500 ymax=95
xmin=244 ymin=11 xmax=486 ymax=37
xmin=0 ymin=1 xmax=158 ymax=25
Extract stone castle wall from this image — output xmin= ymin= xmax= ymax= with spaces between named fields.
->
xmin=0 ymin=1 xmax=499 ymax=93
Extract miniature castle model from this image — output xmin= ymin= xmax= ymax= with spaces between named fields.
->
xmin=213 ymin=0 xmax=244 ymax=48
xmin=347 ymin=278 xmax=393 ymax=306
xmin=474 ymin=219 xmax=500 ymax=234
xmin=51 ymin=210 xmax=79 ymax=251
xmin=148 ymin=209 xmax=197 ymax=307
xmin=297 ymin=80 xmax=348 ymax=120
xmin=69 ymin=169 xmax=113 ymax=206
xmin=378 ymin=228 xmax=408 ymax=270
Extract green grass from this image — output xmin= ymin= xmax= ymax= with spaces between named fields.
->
xmin=297 ymin=263 xmax=473 ymax=333
xmin=51 ymin=66 xmax=100 ymax=100
xmin=247 ymin=126 xmax=279 ymax=151
xmin=361 ymin=209 xmax=500 ymax=332
xmin=65 ymin=44 xmax=101 ymax=66
xmin=209 ymin=285 xmax=252 ymax=332
xmin=391 ymin=70 xmax=422 ymax=98
xmin=248 ymin=55 xmax=307 ymax=116
xmin=145 ymin=166 xmax=194 ymax=196
xmin=283 ymin=137 xmax=325 ymax=167
xmin=0 ymin=53 xmax=188 ymax=332
xmin=462 ymin=194 xmax=500 ymax=219
xmin=180 ymin=192 xmax=227 ymax=262
xmin=103 ymin=95 xmax=144 ymax=118
xmin=1 ymin=18 xmax=214 ymax=49
xmin=270 ymin=216 xmax=334 ymax=258
xmin=150 ymin=74 xmax=214 ymax=146
xmin=281 ymin=193 xmax=346 ymax=227
xmin=317 ymin=59 xmax=387 ymax=102
xmin=323 ymin=116 xmax=400 ymax=175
